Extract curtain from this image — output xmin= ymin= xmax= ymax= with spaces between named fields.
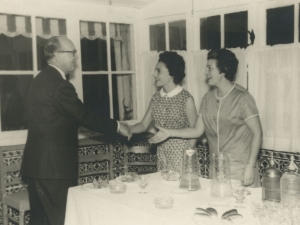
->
xmin=191 ymin=50 xmax=209 ymax=110
xmin=141 ymin=51 xmax=159 ymax=108
xmin=248 ymin=45 xmax=300 ymax=152
xmin=36 ymin=17 xmax=66 ymax=39
xmin=112 ymin=24 xmax=136 ymax=121
xmin=0 ymin=14 xmax=66 ymax=38
xmin=231 ymin=47 xmax=248 ymax=89
xmin=80 ymin=21 xmax=122 ymax=41
xmin=0 ymin=14 xmax=31 ymax=37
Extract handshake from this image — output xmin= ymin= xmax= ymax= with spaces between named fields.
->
xmin=117 ymin=122 xmax=170 ymax=144
xmin=117 ymin=122 xmax=132 ymax=140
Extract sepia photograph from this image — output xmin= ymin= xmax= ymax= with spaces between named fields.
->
xmin=0 ymin=0 xmax=299 ymax=224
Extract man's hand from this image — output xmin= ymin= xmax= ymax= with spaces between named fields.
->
xmin=149 ymin=126 xmax=170 ymax=144
xmin=118 ymin=122 xmax=132 ymax=140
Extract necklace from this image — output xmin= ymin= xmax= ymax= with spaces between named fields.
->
xmin=215 ymin=83 xmax=236 ymax=99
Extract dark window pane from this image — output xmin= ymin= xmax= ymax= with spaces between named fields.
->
xmin=0 ymin=75 xmax=33 ymax=131
xmin=82 ymin=75 xmax=110 ymax=118
xmin=80 ymin=21 xmax=107 ymax=71
xmin=110 ymin=23 xmax=134 ymax=71
xmin=112 ymin=74 xmax=136 ymax=121
xmin=169 ymin=20 xmax=186 ymax=50
xmin=81 ymin=38 xmax=108 ymax=71
xmin=200 ymin=15 xmax=221 ymax=50
xmin=267 ymin=5 xmax=294 ymax=46
xmin=0 ymin=34 xmax=33 ymax=70
xmin=37 ymin=36 xmax=48 ymax=70
xmin=150 ymin=24 xmax=166 ymax=51
xmin=225 ymin=11 xmax=248 ymax=48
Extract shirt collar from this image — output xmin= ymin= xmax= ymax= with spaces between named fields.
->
xmin=160 ymin=85 xmax=183 ymax=97
xmin=49 ymin=64 xmax=66 ymax=80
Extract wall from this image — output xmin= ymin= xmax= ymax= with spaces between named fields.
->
xmin=0 ymin=0 xmax=298 ymax=146
xmin=0 ymin=0 xmax=145 ymax=146
xmin=140 ymin=0 xmax=300 ymax=152
xmin=140 ymin=0 xmax=295 ymax=79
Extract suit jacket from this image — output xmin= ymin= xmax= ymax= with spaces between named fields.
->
xmin=21 ymin=65 xmax=118 ymax=179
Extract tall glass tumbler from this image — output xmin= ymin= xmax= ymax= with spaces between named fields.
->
xmin=210 ymin=152 xmax=233 ymax=198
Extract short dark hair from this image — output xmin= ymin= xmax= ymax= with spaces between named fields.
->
xmin=44 ymin=36 xmax=62 ymax=61
xmin=158 ymin=51 xmax=185 ymax=84
xmin=207 ymin=49 xmax=239 ymax=82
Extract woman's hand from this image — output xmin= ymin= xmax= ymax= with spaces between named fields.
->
xmin=241 ymin=164 xmax=255 ymax=186
xmin=149 ymin=127 xmax=170 ymax=144
xmin=118 ymin=122 xmax=132 ymax=140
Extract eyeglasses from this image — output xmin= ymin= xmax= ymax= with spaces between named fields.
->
xmin=57 ymin=50 xmax=77 ymax=57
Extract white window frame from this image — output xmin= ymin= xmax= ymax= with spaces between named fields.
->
xmin=195 ymin=4 xmax=252 ymax=50
xmin=258 ymin=0 xmax=300 ymax=47
xmin=0 ymin=1 xmax=140 ymax=145
xmin=78 ymin=19 xmax=137 ymax=119
xmin=144 ymin=14 xmax=187 ymax=51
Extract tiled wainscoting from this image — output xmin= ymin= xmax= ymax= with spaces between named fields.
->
xmin=78 ymin=139 xmax=157 ymax=185
xmin=0 ymin=137 xmax=300 ymax=225
xmin=0 ymin=149 xmax=29 ymax=225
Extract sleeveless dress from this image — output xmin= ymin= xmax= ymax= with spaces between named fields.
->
xmin=151 ymin=87 xmax=193 ymax=173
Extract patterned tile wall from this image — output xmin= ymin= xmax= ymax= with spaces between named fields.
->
xmin=125 ymin=140 xmax=157 ymax=175
xmin=78 ymin=144 xmax=110 ymax=184
xmin=196 ymin=142 xmax=210 ymax=178
xmin=0 ymin=150 xmax=30 ymax=225
xmin=1 ymin=141 xmax=300 ymax=225
xmin=258 ymin=149 xmax=300 ymax=180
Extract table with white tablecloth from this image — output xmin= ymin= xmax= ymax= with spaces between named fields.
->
xmin=64 ymin=172 xmax=261 ymax=225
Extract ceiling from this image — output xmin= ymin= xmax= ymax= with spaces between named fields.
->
xmin=73 ymin=0 xmax=158 ymax=8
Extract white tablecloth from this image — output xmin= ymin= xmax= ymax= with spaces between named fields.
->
xmin=64 ymin=173 xmax=261 ymax=225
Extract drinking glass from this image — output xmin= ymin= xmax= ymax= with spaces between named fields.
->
xmin=138 ymin=175 xmax=150 ymax=193
xmin=211 ymin=152 xmax=232 ymax=198
xmin=233 ymin=187 xmax=248 ymax=207
xmin=161 ymin=162 xmax=169 ymax=180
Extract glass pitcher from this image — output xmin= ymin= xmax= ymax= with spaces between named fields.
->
xmin=210 ymin=152 xmax=233 ymax=198
xmin=179 ymin=149 xmax=201 ymax=191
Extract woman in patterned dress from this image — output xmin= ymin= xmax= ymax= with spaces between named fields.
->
xmin=130 ymin=51 xmax=197 ymax=174
xmin=149 ymin=49 xmax=263 ymax=187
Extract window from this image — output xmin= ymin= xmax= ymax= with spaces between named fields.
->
xmin=200 ymin=11 xmax=248 ymax=49
xmin=83 ymin=75 xmax=109 ymax=118
xmin=225 ymin=11 xmax=248 ymax=48
xmin=169 ymin=20 xmax=186 ymax=50
xmin=80 ymin=21 xmax=136 ymax=121
xmin=149 ymin=20 xmax=186 ymax=51
xmin=267 ymin=5 xmax=294 ymax=46
xmin=0 ymin=14 xmax=68 ymax=132
xmin=0 ymin=14 xmax=34 ymax=132
xmin=150 ymin=23 xmax=166 ymax=51
xmin=0 ymin=14 xmax=32 ymax=70
xmin=0 ymin=75 xmax=32 ymax=131
xmin=81 ymin=21 xmax=107 ymax=71
xmin=200 ymin=15 xmax=221 ymax=50
xmin=0 ymin=13 xmax=137 ymax=136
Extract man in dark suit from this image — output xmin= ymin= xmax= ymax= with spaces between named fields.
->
xmin=20 ymin=36 xmax=131 ymax=225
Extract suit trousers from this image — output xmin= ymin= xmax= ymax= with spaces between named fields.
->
xmin=26 ymin=178 xmax=77 ymax=225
